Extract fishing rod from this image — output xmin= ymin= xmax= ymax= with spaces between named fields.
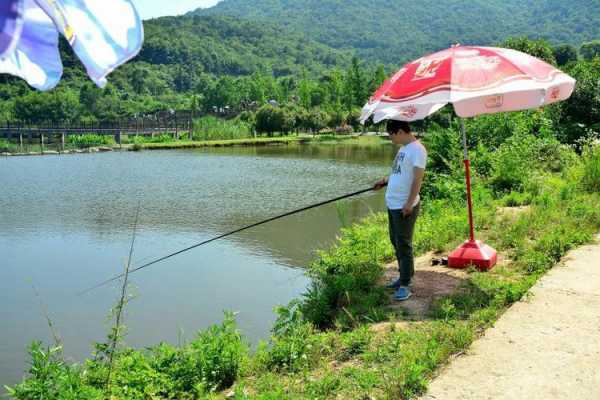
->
xmin=79 ymin=183 xmax=386 ymax=295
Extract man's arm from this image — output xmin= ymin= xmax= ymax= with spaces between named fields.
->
xmin=403 ymin=167 xmax=425 ymax=216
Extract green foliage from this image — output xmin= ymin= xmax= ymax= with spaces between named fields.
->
xmin=300 ymin=213 xmax=391 ymax=329
xmin=255 ymin=105 xmax=294 ymax=135
xmin=582 ymin=145 xmax=600 ymax=193
xmin=196 ymin=0 xmax=600 ymax=65
xmin=466 ymin=109 xmax=554 ymax=150
xmin=580 ymin=40 xmax=600 ymax=60
xmin=67 ymin=134 xmax=115 ymax=148
xmin=149 ymin=311 xmax=248 ymax=394
xmin=9 ymin=313 xmax=248 ymax=399
xmin=140 ymin=15 xmax=351 ymax=78
xmin=193 ymin=116 xmax=253 ymax=141
xmin=0 ymin=138 xmax=19 ymax=152
xmin=259 ymin=320 xmax=319 ymax=373
xmin=503 ymin=36 xmax=556 ymax=65
xmin=7 ymin=343 xmax=103 ymax=400
xmin=553 ymin=44 xmax=578 ymax=66
xmin=559 ymin=57 xmax=600 ymax=143
xmin=490 ymin=133 xmax=576 ymax=192
xmin=501 ymin=191 xmax=532 ymax=207
xmin=13 ymin=90 xmax=80 ymax=123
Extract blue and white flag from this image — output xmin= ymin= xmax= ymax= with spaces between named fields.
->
xmin=0 ymin=0 xmax=61 ymax=90
xmin=0 ymin=0 xmax=23 ymax=58
xmin=0 ymin=0 xmax=143 ymax=90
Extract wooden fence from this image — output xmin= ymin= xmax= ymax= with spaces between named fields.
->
xmin=0 ymin=110 xmax=197 ymax=152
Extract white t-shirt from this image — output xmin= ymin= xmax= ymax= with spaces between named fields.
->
xmin=385 ymin=140 xmax=427 ymax=210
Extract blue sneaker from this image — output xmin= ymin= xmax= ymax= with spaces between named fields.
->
xmin=386 ymin=279 xmax=412 ymax=289
xmin=394 ymin=286 xmax=412 ymax=301
xmin=385 ymin=278 xmax=402 ymax=289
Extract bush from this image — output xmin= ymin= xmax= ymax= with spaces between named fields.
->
xmin=300 ymin=214 xmax=391 ymax=329
xmin=582 ymin=145 xmax=600 ymax=193
xmin=490 ymin=133 xmax=576 ymax=192
xmin=175 ymin=311 xmax=248 ymax=392
xmin=193 ymin=116 xmax=253 ymax=141
xmin=261 ymin=321 xmax=318 ymax=372
xmin=129 ymin=134 xmax=174 ymax=144
xmin=9 ymin=313 xmax=248 ymax=399
xmin=0 ymin=138 xmax=19 ymax=152
xmin=7 ymin=343 xmax=103 ymax=400
xmin=67 ymin=134 xmax=115 ymax=148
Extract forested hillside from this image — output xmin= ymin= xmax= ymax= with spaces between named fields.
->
xmin=139 ymin=15 xmax=352 ymax=77
xmin=0 ymin=14 xmax=353 ymax=122
xmin=194 ymin=0 xmax=600 ymax=64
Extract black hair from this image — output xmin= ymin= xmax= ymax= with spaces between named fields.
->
xmin=386 ymin=120 xmax=411 ymax=135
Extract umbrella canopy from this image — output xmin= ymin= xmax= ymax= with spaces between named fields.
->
xmin=361 ymin=45 xmax=576 ymax=124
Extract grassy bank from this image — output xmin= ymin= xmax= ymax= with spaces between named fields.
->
xmin=0 ymin=135 xmax=340 ymax=154
xmin=6 ymin=121 xmax=600 ymax=399
xmin=131 ymin=136 xmax=310 ymax=150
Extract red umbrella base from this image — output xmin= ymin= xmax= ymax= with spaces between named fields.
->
xmin=448 ymin=240 xmax=497 ymax=271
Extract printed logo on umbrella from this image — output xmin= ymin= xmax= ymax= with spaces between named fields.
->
xmin=400 ymin=106 xmax=418 ymax=118
xmin=485 ymin=95 xmax=504 ymax=109
xmin=413 ymin=57 xmax=446 ymax=80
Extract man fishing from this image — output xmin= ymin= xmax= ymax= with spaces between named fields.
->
xmin=374 ymin=120 xmax=427 ymax=301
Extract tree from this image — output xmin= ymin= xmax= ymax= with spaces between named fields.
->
xmin=503 ymin=37 xmax=556 ymax=65
xmin=369 ymin=64 xmax=387 ymax=93
xmin=79 ymin=83 xmax=102 ymax=115
xmin=323 ymin=69 xmax=344 ymax=111
xmin=255 ymin=104 xmax=291 ymax=136
xmin=553 ymin=44 xmax=578 ymax=66
xmin=559 ymin=57 xmax=600 ymax=143
xmin=304 ymin=108 xmax=328 ymax=134
xmin=344 ymin=57 xmax=367 ymax=110
xmin=580 ymin=40 xmax=600 ymax=61
xmin=13 ymin=90 xmax=80 ymax=123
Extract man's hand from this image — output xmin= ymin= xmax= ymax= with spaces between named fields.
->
xmin=374 ymin=177 xmax=388 ymax=190
xmin=402 ymin=203 xmax=414 ymax=217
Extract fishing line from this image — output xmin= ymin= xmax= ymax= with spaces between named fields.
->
xmin=79 ymin=184 xmax=385 ymax=295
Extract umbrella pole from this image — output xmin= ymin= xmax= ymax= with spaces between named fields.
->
xmin=460 ymin=118 xmax=476 ymax=242
xmin=448 ymin=118 xmax=497 ymax=270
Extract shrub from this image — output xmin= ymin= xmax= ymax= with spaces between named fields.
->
xmin=193 ymin=116 xmax=253 ymax=141
xmin=0 ymin=138 xmax=18 ymax=152
xmin=261 ymin=321 xmax=318 ymax=373
xmin=178 ymin=311 xmax=248 ymax=392
xmin=490 ymin=133 xmax=576 ymax=192
xmin=7 ymin=343 xmax=103 ymax=400
xmin=582 ymin=145 xmax=600 ymax=193
xmin=67 ymin=134 xmax=114 ymax=148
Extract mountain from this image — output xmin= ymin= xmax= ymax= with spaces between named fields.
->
xmin=193 ymin=0 xmax=600 ymax=65
xmin=138 ymin=14 xmax=352 ymax=77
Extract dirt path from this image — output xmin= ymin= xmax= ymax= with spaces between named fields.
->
xmin=420 ymin=234 xmax=600 ymax=400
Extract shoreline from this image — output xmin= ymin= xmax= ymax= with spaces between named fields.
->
xmin=0 ymin=135 xmax=365 ymax=157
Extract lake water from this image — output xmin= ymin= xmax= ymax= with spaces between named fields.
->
xmin=0 ymin=139 xmax=395 ymax=387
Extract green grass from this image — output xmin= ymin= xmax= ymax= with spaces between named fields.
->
xmin=131 ymin=136 xmax=307 ymax=150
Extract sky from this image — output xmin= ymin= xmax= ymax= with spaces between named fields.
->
xmin=131 ymin=0 xmax=223 ymax=20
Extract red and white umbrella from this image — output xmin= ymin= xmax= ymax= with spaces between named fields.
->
xmin=361 ymin=45 xmax=575 ymax=124
xmin=362 ymin=45 xmax=576 ymax=270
